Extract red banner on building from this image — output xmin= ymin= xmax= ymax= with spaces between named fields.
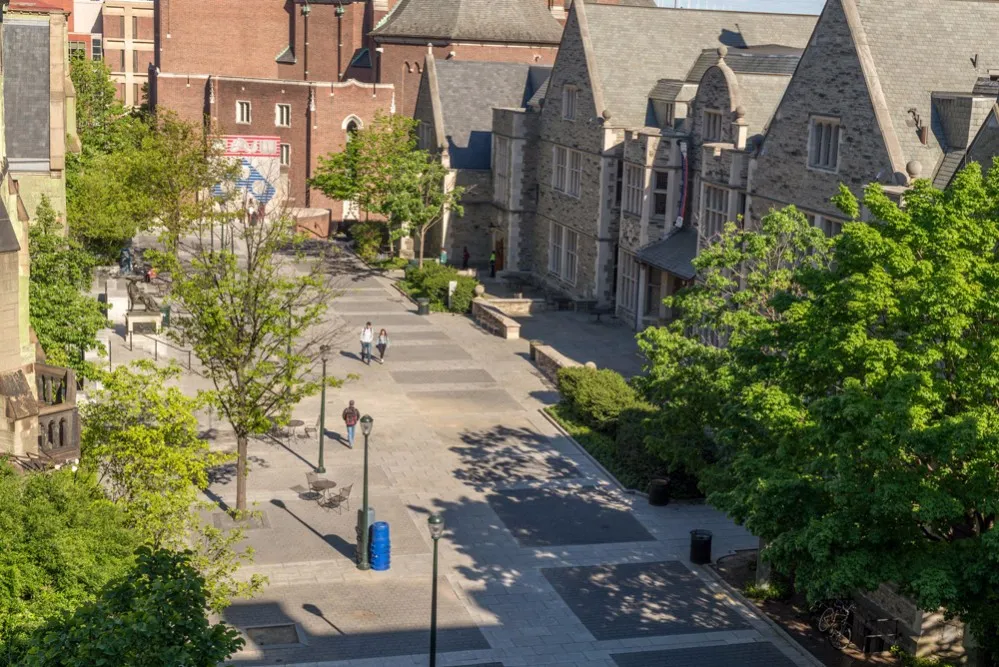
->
xmin=219 ymin=135 xmax=281 ymax=158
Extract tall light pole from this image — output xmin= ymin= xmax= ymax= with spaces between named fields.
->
xmin=356 ymin=414 xmax=374 ymax=570
xmin=427 ymin=513 xmax=444 ymax=667
xmin=316 ymin=344 xmax=330 ymax=473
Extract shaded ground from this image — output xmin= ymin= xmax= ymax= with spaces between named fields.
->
xmin=711 ymin=551 xmax=897 ymax=667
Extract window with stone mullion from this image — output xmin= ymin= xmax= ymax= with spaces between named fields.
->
xmin=552 ymin=146 xmax=568 ymax=192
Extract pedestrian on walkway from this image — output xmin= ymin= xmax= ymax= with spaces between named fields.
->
xmin=376 ymin=328 xmax=389 ymax=364
xmin=342 ymin=400 xmax=360 ymax=448
xmin=360 ymin=322 xmax=374 ymax=364
xmin=489 ymin=250 xmax=496 ymax=278
xmin=462 ymin=246 xmax=470 ymax=270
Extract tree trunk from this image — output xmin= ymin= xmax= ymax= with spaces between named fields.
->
xmin=755 ymin=537 xmax=771 ymax=586
xmin=418 ymin=229 xmax=426 ymax=268
xmin=236 ymin=434 xmax=248 ymax=512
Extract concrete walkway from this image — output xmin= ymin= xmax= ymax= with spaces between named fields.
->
xmin=199 ymin=251 xmax=816 ymax=667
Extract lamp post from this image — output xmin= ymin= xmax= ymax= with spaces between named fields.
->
xmin=316 ymin=344 xmax=330 ymax=473
xmin=356 ymin=414 xmax=374 ymax=570
xmin=427 ymin=513 xmax=444 ymax=667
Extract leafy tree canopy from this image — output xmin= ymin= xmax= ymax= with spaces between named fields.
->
xmin=640 ymin=164 xmax=999 ymax=658
xmin=23 ymin=547 xmax=244 ymax=667
xmin=28 ymin=196 xmax=107 ymax=377
xmin=0 ymin=464 xmax=140 ymax=659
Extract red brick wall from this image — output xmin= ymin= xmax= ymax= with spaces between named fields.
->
xmin=376 ymin=42 xmax=559 ymax=116
xmin=104 ymin=13 xmax=125 ymax=38
xmin=134 ymin=49 xmax=154 ymax=74
xmin=157 ymin=75 xmax=393 ymax=216
xmin=157 ymin=0 xmax=369 ymax=82
xmin=134 ymin=15 xmax=154 ymax=41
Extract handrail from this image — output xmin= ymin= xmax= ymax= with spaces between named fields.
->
xmin=128 ymin=331 xmax=194 ymax=370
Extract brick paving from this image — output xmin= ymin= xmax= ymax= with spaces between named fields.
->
xmin=178 ymin=250 xmax=820 ymax=667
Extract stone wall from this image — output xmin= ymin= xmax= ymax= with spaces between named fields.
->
xmin=471 ymin=298 xmax=521 ymax=339
xmin=484 ymin=298 xmax=547 ymax=317
xmin=530 ymin=340 xmax=580 ymax=385
xmin=749 ymin=0 xmax=896 ymax=221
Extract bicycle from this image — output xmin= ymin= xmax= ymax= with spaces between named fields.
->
xmin=816 ymin=599 xmax=855 ymax=651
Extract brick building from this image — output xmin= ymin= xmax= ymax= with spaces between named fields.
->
xmin=68 ymin=0 xmax=103 ymax=61
xmin=152 ymin=0 xmax=394 ymax=218
xmin=102 ymin=0 xmax=152 ymax=106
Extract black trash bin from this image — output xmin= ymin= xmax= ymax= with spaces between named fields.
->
xmin=690 ymin=529 xmax=713 ymax=564
xmin=648 ymin=478 xmax=670 ymax=506
xmin=417 ymin=298 xmax=431 ymax=315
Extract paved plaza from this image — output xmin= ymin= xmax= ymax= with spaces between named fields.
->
xmin=172 ymin=251 xmax=820 ymax=667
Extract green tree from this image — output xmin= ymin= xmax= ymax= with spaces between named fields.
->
xmin=642 ymin=166 xmax=999 ymax=659
xmin=0 ymin=464 xmax=140 ymax=660
xmin=28 ymin=196 xmax=107 ymax=377
xmin=385 ymin=151 xmax=464 ymax=267
xmin=81 ymin=361 xmax=265 ymax=610
xmin=23 ymin=547 xmax=244 ymax=667
xmin=153 ymin=204 xmax=341 ymax=512
xmin=311 ymin=113 xmax=421 ymax=243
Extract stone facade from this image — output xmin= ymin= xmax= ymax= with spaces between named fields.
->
xmin=493 ymin=106 xmax=542 ymax=275
xmin=748 ymin=0 xmax=894 ymax=225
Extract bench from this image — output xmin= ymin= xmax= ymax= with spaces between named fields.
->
xmin=590 ymin=305 xmax=614 ymax=323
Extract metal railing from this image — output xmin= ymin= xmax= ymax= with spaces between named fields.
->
xmin=128 ymin=331 xmax=194 ymax=370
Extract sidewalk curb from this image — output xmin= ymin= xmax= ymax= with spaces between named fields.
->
xmin=698 ymin=565 xmax=826 ymax=667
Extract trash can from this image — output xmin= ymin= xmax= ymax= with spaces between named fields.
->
xmin=160 ymin=305 xmax=171 ymax=328
xmin=417 ymin=298 xmax=431 ymax=315
xmin=648 ymin=478 xmax=670 ymax=506
xmin=369 ymin=521 xmax=391 ymax=571
xmin=690 ymin=529 xmax=713 ymax=564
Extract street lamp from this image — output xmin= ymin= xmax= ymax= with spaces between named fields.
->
xmin=356 ymin=414 xmax=374 ymax=570
xmin=316 ymin=344 xmax=330 ymax=473
xmin=427 ymin=513 xmax=444 ymax=667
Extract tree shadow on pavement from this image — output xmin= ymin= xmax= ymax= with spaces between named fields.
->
xmin=450 ymin=424 xmax=580 ymax=492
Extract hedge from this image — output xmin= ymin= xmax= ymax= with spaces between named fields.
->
xmin=402 ymin=263 xmax=478 ymax=313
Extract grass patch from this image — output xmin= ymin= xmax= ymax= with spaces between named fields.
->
xmin=743 ymin=582 xmax=792 ymax=602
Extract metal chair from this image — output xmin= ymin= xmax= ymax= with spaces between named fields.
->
xmin=322 ymin=483 xmax=352 ymax=514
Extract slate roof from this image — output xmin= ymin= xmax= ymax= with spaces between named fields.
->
xmin=580 ymin=3 xmax=817 ymax=128
xmin=842 ymin=0 xmax=999 ymax=179
xmin=3 ymin=21 xmax=51 ymax=164
xmin=685 ymin=45 xmax=803 ymax=83
xmin=371 ymin=0 xmax=563 ymax=44
xmin=732 ymin=71 xmax=799 ymax=137
xmin=636 ymin=227 xmax=697 ymax=279
xmin=0 ymin=370 xmax=39 ymax=421
xmin=0 ymin=199 xmax=18 ymax=254
xmin=432 ymin=60 xmax=552 ymax=170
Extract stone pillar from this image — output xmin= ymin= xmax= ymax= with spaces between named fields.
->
xmin=636 ymin=264 xmax=647 ymax=331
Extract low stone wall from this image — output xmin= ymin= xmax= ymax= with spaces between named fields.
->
xmin=530 ymin=341 xmax=581 ymax=385
xmin=471 ymin=299 xmax=521 ymax=339
xmin=485 ymin=298 xmax=547 ymax=317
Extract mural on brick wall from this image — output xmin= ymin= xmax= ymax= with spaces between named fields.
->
xmin=212 ymin=135 xmax=286 ymax=216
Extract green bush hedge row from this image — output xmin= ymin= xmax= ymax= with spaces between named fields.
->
xmin=403 ymin=263 xmax=478 ymax=313
xmin=554 ymin=365 xmax=701 ymax=498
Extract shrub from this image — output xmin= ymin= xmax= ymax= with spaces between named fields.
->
xmin=350 ymin=221 xmax=384 ymax=262
xmin=890 ymin=647 xmax=957 ymax=667
xmin=614 ymin=405 xmax=671 ymax=489
xmin=556 ymin=366 xmax=640 ymax=433
xmin=403 ymin=263 xmax=477 ymax=313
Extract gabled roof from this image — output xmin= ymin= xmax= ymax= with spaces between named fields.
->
xmin=837 ymin=0 xmax=999 ymax=179
xmin=685 ymin=45 xmax=803 ymax=83
xmin=3 ymin=20 xmax=51 ymax=166
xmin=575 ymin=2 xmax=817 ymax=128
xmin=426 ymin=58 xmax=552 ymax=170
xmin=371 ymin=0 xmax=563 ymax=45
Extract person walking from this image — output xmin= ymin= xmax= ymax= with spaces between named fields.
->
xmin=376 ymin=328 xmax=389 ymax=364
xmin=489 ymin=250 xmax=497 ymax=278
xmin=462 ymin=246 xmax=470 ymax=270
xmin=360 ymin=322 xmax=374 ymax=364
xmin=342 ymin=400 xmax=360 ymax=448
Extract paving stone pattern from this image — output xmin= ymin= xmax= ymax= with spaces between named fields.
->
xmin=180 ymin=249 xmax=814 ymax=667
xmin=542 ymin=560 xmax=750 ymax=640
xmin=611 ymin=642 xmax=800 ymax=667
xmin=489 ymin=487 xmax=655 ymax=547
